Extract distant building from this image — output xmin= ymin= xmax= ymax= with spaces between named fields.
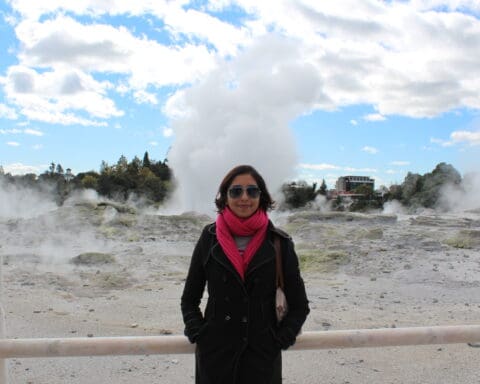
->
xmin=335 ymin=176 xmax=375 ymax=194
xmin=65 ymin=168 xmax=74 ymax=182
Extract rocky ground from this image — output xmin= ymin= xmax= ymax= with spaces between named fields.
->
xmin=1 ymin=200 xmax=480 ymax=383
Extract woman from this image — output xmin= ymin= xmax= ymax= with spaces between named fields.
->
xmin=181 ymin=165 xmax=309 ymax=384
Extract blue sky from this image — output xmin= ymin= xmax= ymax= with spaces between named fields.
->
xmin=1 ymin=0 xmax=479 ymax=191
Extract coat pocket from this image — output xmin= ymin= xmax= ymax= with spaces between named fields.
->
xmin=195 ymin=321 xmax=210 ymax=344
xmin=249 ymin=327 xmax=281 ymax=362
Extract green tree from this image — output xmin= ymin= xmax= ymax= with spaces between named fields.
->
xmin=142 ymin=151 xmax=151 ymax=168
xmin=319 ymin=179 xmax=327 ymax=196
xmin=81 ymin=175 xmax=98 ymax=189
xmin=116 ymin=155 xmax=128 ymax=174
xmin=3 ymin=152 xmax=173 ymax=205
xmin=49 ymin=162 xmax=56 ymax=175
xmin=18 ymin=173 xmax=37 ymax=188
xmin=100 ymin=160 xmax=112 ymax=174
xmin=353 ymin=184 xmax=374 ymax=198
xmin=73 ymin=171 xmax=99 ymax=189
xmin=386 ymin=162 xmax=463 ymax=210
xmin=349 ymin=184 xmax=383 ymax=211
xmin=127 ymin=156 xmax=142 ymax=177
xmin=401 ymin=172 xmax=423 ymax=205
xmin=416 ymin=162 xmax=461 ymax=207
xmin=281 ymin=181 xmax=318 ymax=209
xmin=150 ymin=160 xmax=171 ymax=180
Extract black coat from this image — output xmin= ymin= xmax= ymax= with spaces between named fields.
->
xmin=181 ymin=221 xmax=310 ymax=384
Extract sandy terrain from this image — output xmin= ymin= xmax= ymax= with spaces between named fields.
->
xmin=1 ymin=200 xmax=480 ymax=383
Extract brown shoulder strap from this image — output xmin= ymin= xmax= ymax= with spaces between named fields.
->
xmin=274 ymin=235 xmax=284 ymax=289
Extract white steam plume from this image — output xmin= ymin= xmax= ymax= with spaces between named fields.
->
xmin=440 ymin=172 xmax=480 ymax=212
xmin=0 ymin=186 xmax=120 ymax=266
xmin=0 ymin=179 xmax=57 ymax=219
xmin=167 ymin=35 xmax=323 ymax=215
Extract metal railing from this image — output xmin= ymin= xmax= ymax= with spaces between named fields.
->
xmin=0 ymin=325 xmax=479 ymax=383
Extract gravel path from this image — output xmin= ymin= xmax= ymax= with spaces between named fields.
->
xmin=2 ymin=206 xmax=480 ymax=383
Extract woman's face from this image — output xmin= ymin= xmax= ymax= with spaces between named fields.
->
xmin=226 ymin=173 xmax=261 ymax=218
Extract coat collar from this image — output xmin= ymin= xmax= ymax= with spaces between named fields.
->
xmin=208 ymin=222 xmax=276 ymax=283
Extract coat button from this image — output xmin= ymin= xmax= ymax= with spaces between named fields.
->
xmin=225 ymin=296 xmax=230 ymax=302
xmin=225 ymin=315 xmax=231 ymax=321
xmin=241 ymin=316 xmax=248 ymax=323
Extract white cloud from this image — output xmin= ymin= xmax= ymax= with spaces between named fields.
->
xmin=0 ymin=127 xmax=43 ymax=136
xmin=4 ymin=65 xmax=122 ymax=125
xmin=350 ymin=119 xmax=358 ymax=125
xmin=162 ymin=127 xmax=174 ymax=138
xmin=163 ymin=89 xmax=190 ymax=119
xmin=300 ymin=163 xmax=341 ymax=171
xmin=410 ymin=1 xmax=480 ymax=13
xmin=430 ymin=137 xmax=452 ymax=147
xmin=15 ymin=15 xmax=217 ymax=87
xmin=343 ymin=167 xmax=378 ymax=173
xmin=0 ymin=103 xmax=18 ymax=119
xmin=390 ymin=160 xmax=410 ymax=166
xmin=3 ymin=162 xmax=44 ymax=175
xmin=295 ymin=171 xmax=320 ymax=184
xmin=2 ymin=1 xmax=480 ymax=126
xmin=149 ymin=141 xmax=158 ymax=146
xmin=450 ymin=130 xmax=480 ymax=146
xmin=6 ymin=14 xmax=218 ymax=124
xmin=362 ymin=145 xmax=379 ymax=154
xmin=6 ymin=141 xmax=20 ymax=146
xmin=300 ymin=163 xmax=377 ymax=174
xmin=9 ymin=1 xmax=249 ymax=56
xmin=5 ymin=2 xmax=480 ymax=120
xmin=363 ymin=113 xmax=386 ymax=122
xmin=161 ymin=6 xmax=251 ymax=57
xmin=0 ymin=129 xmax=22 ymax=134
xmin=24 ymin=128 xmax=44 ymax=136
xmin=133 ymin=90 xmax=158 ymax=105
xmin=431 ymin=130 xmax=480 ymax=147
xmin=32 ymin=144 xmax=43 ymax=150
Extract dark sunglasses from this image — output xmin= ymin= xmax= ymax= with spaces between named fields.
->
xmin=228 ymin=185 xmax=261 ymax=199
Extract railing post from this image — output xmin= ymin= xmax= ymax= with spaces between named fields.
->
xmin=0 ymin=253 xmax=8 ymax=384
xmin=0 ymin=305 xmax=6 ymax=384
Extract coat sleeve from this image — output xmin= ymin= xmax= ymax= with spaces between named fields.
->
xmin=276 ymin=237 xmax=310 ymax=349
xmin=180 ymin=226 xmax=209 ymax=343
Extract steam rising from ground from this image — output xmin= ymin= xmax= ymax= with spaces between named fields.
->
xmin=0 ymin=180 xmax=57 ymax=219
xmin=440 ymin=172 xmax=480 ymax=212
xmin=167 ymin=36 xmax=322 ymax=214
xmin=0 ymin=188 xmax=113 ymax=264
xmin=382 ymin=200 xmax=407 ymax=215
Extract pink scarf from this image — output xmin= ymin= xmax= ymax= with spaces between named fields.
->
xmin=216 ymin=207 xmax=269 ymax=280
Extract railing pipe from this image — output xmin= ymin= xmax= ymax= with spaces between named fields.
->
xmin=0 ymin=253 xmax=8 ymax=383
xmin=1 ymin=325 xmax=480 ymax=359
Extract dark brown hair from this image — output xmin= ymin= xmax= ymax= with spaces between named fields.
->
xmin=215 ymin=165 xmax=275 ymax=212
